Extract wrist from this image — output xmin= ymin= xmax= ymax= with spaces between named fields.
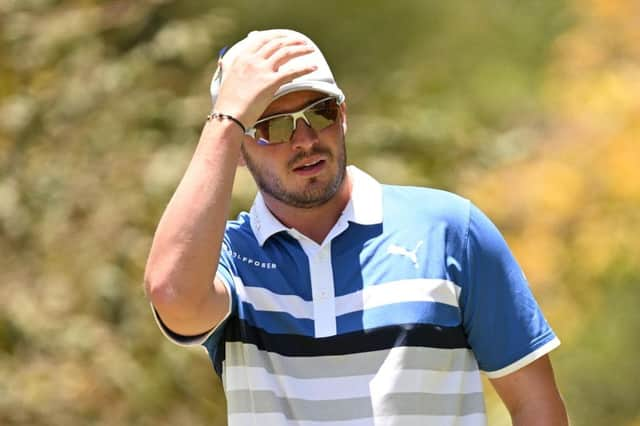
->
xmin=206 ymin=112 xmax=247 ymax=134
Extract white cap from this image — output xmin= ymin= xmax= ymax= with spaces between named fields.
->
xmin=209 ymin=30 xmax=345 ymax=108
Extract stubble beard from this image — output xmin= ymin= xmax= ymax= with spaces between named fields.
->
xmin=241 ymin=140 xmax=347 ymax=209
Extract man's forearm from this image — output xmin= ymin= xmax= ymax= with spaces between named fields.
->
xmin=491 ymin=356 xmax=568 ymax=426
xmin=144 ymin=119 xmax=242 ymax=329
xmin=511 ymin=399 xmax=569 ymax=426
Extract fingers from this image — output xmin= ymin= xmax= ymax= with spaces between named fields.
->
xmin=256 ymin=35 xmax=308 ymax=58
xmin=243 ymin=31 xmax=318 ymax=77
xmin=275 ymin=63 xmax=319 ymax=86
xmin=269 ymin=43 xmax=316 ymax=71
xmin=244 ymin=30 xmax=294 ymax=54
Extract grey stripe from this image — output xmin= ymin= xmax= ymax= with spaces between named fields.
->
xmin=225 ymin=342 xmax=478 ymax=378
xmin=374 ymin=392 xmax=485 ymax=417
xmin=227 ymin=390 xmax=485 ymax=420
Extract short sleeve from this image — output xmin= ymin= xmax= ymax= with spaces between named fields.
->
xmin=460 ymin=203 xmax=560 ymax=378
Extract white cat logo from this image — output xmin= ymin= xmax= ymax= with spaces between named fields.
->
xmin=387 ymin=241 xmax=423 ymax=269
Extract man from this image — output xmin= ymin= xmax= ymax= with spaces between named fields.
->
xmin=144 ymin=29 xmax=568 ymax=425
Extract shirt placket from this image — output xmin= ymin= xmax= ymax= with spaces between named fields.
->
xmin=308 ymin=243 xmax=336 ymax=337
xmin=291 ymin=231 xmax=337 ymax=338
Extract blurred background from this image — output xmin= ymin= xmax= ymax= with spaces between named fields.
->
xmin=1 ymin=0 xmax=639 ymax=425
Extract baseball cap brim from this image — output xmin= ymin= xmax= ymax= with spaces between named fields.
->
xmin=274 ymin=80 xmax=345 ymax=103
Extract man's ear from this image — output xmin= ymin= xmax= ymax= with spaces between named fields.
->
xmin=340 ymin=102 xmax=348 ymax=134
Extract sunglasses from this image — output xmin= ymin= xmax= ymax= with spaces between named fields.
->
xmin=246 ymin=97 xmax=341 ymax=145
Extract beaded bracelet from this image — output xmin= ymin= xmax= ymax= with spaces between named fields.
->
xmin=207 ymin=112 xmax=247 ymax=133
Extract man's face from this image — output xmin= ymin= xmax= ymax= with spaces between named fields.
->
xmin=240 ymin=90 xmax=347 ymax=209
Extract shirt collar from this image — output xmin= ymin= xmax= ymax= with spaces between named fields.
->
xmin=249 ymin=165 xmax=383 ymax=246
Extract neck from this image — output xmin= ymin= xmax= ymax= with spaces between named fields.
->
xmin=262 ymin=174 xmax=352 ymax=244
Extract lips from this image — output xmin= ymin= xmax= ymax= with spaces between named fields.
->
xmin=291 ymin=156 xmax=327 ymax=176
xmin=293 ymin=158 xmax=324 ymax=171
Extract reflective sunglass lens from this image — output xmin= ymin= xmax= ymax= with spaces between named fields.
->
xmin=308 ymin=106 xmax=338 ymax=130
xmin=256 ymin=117 xmax=293 ymax=144
xmin=253 ymin=98 xmax=340 ymax=144
xmin=269 ymin=117 xmax=293 ymax=143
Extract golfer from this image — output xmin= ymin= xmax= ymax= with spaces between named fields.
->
xmin=145 ymin=29 xmax=568 ymax=425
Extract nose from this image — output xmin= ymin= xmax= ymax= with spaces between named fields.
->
xmin=290 ymin=117 xmax=319 ymax=150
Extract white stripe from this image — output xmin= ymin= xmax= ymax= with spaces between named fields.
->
xmin=228 ymin=413 xmax=375 ymax=426
xmin=371 ymin=414 xmax=487 ymax=426
xmin=371 ymin=368 xmax=483 ymax=394
xmin=225 ymin=366 xmax=483 ymax=401
xmin=336 ymin=279 xmax=461 ymax=316
xmin=232 ymin=277 xmax=461 ymax=320
xmin=228 ymin=413 xmax=487 ymax=426
xmin=483 ymin=337 xmax=561 ymax=379
xmin=234 ymin=276 xmax=313 ymax=319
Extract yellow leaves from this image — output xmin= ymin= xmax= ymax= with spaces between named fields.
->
xmin=510 ymin=223 xmax=561 ymax=289
xmin=581 ymin=0 xmax=640 ymax=24
xmin=602 ymin=131 xmax=640 ymax=202
xmin=545 ymin=0 xmax=640 ymax=129
xmin=525 ymin=160 xmax=586 ymax=222
xmin=466 ymin=156 xmax=586 ymax=231
xmin=545 ymin=66 xmax=640 ymax=127
xmin=573 ymin=214 xmax=624 ymax=279
xmin=572 ymin=0 xmax=640 ymax=50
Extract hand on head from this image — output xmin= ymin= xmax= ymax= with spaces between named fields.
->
xmin=211 ymin=30 xmax=319 ymax=132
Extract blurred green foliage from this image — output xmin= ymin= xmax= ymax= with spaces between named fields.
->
xmin=1 ymin=1 xmax=639 ymax=425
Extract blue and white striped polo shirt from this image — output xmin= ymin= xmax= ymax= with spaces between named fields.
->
xmin=155 ymin=166 xmax=560 ymax=426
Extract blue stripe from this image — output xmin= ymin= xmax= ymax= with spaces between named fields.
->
xmin=237 ymin=301 xmax=315 ymax=336
xmin=231 ymin=232 xmax=314 ymax=301
xmin=337 ymin=301 xmax=462 ymax=334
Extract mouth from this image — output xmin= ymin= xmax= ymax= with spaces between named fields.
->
xmin=292 ymin=158 xmax=326 ymax=175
